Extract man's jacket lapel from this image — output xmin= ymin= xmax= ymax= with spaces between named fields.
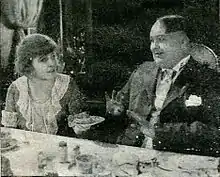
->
xmin=161 ymin=57 xmax=196 ymax=110
xmin=131 ymin=62 xmax=159 ymax=117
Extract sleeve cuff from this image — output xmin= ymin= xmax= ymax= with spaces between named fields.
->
xmin=1 ymin=110 xmax=18 ymax=128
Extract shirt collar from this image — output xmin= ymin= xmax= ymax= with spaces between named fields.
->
xmin=173 ymin=55 xmax=190 ymax=72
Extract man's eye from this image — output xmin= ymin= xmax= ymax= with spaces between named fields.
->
xmin=157 ymin=36 xmax=165 ymax=42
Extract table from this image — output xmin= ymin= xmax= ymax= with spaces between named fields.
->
xmin=1 ymin=127 xmax=219 ymax=176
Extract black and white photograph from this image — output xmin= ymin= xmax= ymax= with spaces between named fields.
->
xmin=1 ymin=0 xmax=220 ymax=176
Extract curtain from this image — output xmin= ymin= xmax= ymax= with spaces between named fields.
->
xmin=0 ymin=0 xmax=43 ymax=69
xmin=0 ymin=23 xmax=14 ymax=69
xmin=1 ymin=0 xmax=43 ymax=29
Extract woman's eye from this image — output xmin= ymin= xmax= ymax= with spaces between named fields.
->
xmin=52 ymin=53 xmax=57 ymax=59
xmin=39 ymin=57 xmax=48 ymax=62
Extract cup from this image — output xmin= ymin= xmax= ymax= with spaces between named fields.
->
xmin=76 ymin=154 xmax=93 ymax=174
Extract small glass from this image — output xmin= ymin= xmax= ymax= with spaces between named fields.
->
xmin=44 ymin=158 xmax=58 ymax=176
xmin=76 ymin=154 xmax=93 ymax=174
xmin=58 ymin=141 xmax=68 ymax=163
xmin=38 ymin=151 xmax=47 ymax=169
xmin=70 ymin=145 xmax=80 ymax=164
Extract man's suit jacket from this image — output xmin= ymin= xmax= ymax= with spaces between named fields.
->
xmin=117 ymin=56 xmax=220 ymax=146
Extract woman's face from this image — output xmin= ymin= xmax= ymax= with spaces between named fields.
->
xmin=31 ymin=51 xmax=58 ymax=80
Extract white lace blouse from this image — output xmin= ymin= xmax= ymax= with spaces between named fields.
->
xmin=1 ymin=74 xmax=86 ymax=135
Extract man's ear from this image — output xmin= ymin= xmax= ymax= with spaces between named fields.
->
xmin=181 ymin=34 xmax=190 ymax=47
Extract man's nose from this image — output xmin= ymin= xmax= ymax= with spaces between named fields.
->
xmin=151 ymin=40 xmax=160 ymax=50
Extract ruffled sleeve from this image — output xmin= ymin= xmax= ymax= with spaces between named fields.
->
xmin=60 ymin=77 xmax=89 ymax=135
xmin=1 ymin=83 xmax=19 ymax=127
xmin=60 ymin=77 xmax=87 ymax=116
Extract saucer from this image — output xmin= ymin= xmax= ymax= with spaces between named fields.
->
xmin=1 ymin=139 xmax=18 ymax=152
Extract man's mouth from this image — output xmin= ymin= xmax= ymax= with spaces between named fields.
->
xmin=154 ymin=52 xmax=163 ymax=56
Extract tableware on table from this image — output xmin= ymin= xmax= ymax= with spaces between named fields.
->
xmin=95 ymin=171 xmax=112 ymax=177
xmin=76 ymin=154 xmax=93 ymax=174
xmin=37 ymin=151 xmax=58 ymax=176
xmin=58 ymin=141 xmax=68 ymax=163
xmin=1 ymin=155 xmax=13 ymax=176
xmin=1 ymin=131 xmax=18 ymax=152
xmin=0 ymin=131 xmax=12 ymax=139
xmin=92 ymin=159 xmax=106 ymax=175
xmin=1 ymin=138 xmax=18 ymax=152
xmin=43 ymin=157 xmax=58 ymax=176
xmin=112 ymin=151 xmax=139 ymax=177
xmin=38 ymin=151 xmax=47 ymax=169
xmin=68 ymin=113 xmax=105 ymax=127
xmin=70 ymin=145 xmax=80 ymax=164
xmin=218 ymin=158 xmax=220 ymax=173
xmin=68 ymin=145 xmax=81 ymax=169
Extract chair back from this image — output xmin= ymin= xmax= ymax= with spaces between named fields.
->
xmin=190 ymin=43 xmax=219 ymax=71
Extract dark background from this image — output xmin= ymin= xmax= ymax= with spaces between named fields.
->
xmin=37 ymin=0 xmax=219 ymax=102
xmin=1 ymin=0 xmax=219 ymax=121
xmin=0 ymin=0 xmax=219 ymax=147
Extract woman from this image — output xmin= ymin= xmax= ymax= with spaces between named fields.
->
xmin=1 ymin=34 xmax=89 ymax=137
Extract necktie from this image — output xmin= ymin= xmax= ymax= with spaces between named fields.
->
xmin=160 ymin=69 xmax=177 ymax=81
xmin=155 ymin=69 xmax=176 ymax=110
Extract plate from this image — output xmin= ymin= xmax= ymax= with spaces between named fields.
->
xmin=1 ymin=139 xmax=18 ymax=152
xmin=70 ymin=116 xmax=105 ymax=126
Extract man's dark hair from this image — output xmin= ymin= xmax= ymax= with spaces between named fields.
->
xmin=157 ymin=15 xmax=189 ymax=36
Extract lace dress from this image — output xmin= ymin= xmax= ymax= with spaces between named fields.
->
xmin=1 ymin=74 xmax=86 ymax=135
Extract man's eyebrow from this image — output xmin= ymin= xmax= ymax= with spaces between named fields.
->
xmin=150 ymin=34 xmax=166 ymax=38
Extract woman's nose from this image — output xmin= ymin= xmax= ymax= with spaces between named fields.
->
xmin=47 ymin=57 xmax=56 ymax=66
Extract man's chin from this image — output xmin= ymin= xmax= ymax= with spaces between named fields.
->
xmin=154 ymin=57 xmax=163 ymax=64
xmin=154 ymin=59 xmax=174 ymax=69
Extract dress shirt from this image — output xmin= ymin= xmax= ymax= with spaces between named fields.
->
xmin=154 ymin=55 xmax=190 ymax=111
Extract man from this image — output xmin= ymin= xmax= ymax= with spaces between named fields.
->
xmin=106 ymin=15 xmax=220 ymax=150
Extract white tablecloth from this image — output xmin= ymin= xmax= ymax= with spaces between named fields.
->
xmin=1 ymin=127 xmax=219 ymax=176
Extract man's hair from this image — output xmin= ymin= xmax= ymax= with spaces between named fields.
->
xmin=157 ymin=15 xmax=189 ymax=37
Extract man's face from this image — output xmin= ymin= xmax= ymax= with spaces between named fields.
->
xmin=150 ymin=20 xmax=187 ymax=68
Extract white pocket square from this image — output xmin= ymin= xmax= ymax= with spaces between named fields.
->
xmin=185 ymin=95 xmax=202 ymax=107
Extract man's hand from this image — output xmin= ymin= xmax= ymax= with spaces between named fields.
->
xmin=126 ymin=110 xmax=149 ymax=126
xmin=190 ymin=121 xmax=206 ymax=134
xmin=126 ymin=110 xmax=155 ymax=139
xmin=105 ymin=90 xmax=125 ymax=116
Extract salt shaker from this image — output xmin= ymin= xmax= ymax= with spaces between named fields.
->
xmin=218 ymin=158 xmax=220 ymax=173
xmin=70 ymin=145 xmax=80 ymax=164
xmin=38 ymin=151 xmax=47 ymax=169
xmin=58 ymin=141 xmax=68 ymax=163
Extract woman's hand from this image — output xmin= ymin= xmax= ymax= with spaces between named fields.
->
xmin=105 ymin=90 xmax=125 ymax=116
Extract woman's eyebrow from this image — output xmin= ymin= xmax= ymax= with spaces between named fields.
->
xmin=38 ymin=55 xmax=47 ymax=61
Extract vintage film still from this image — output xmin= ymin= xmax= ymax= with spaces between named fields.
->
xmin=1 ymin=0 xmax=220 ymax=176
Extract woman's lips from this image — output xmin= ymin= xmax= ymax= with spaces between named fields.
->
xmin=47 ymin=69 xmax=55 ymax=73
